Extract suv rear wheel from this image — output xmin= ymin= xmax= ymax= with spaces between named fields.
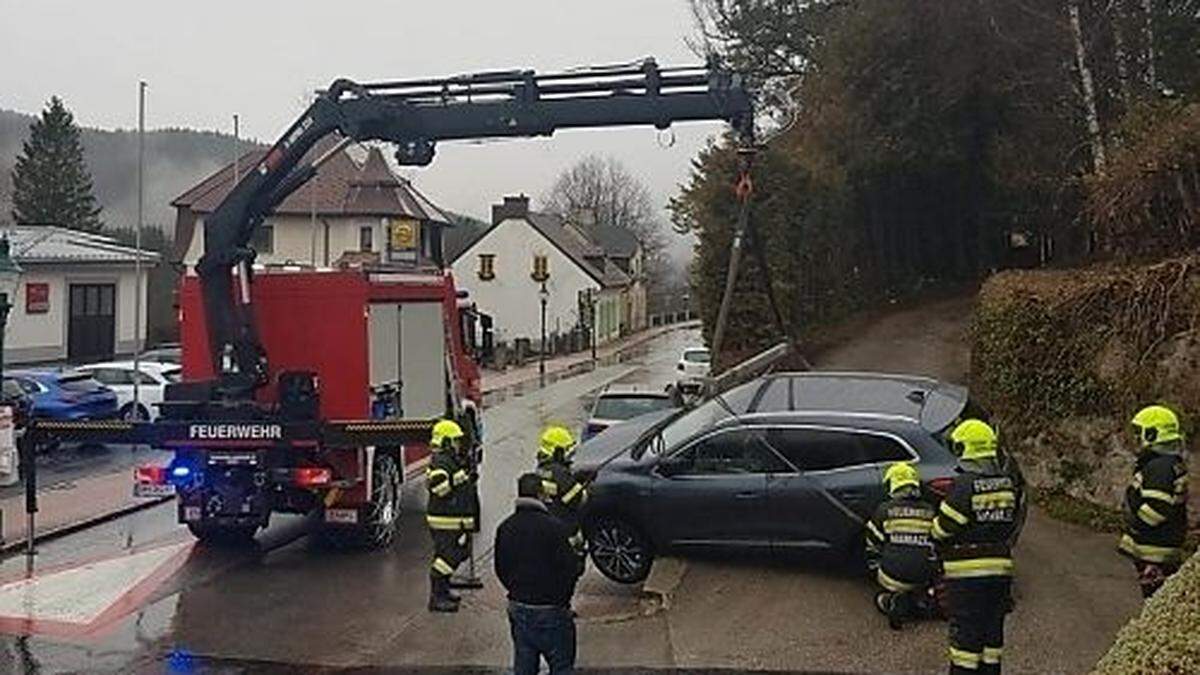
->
xmin=588 ymin=517 xmax=653 ymax=584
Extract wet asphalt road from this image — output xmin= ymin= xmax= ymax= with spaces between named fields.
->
xmin=0 ymin=328 xmax=698 ymax=674
xmin=0 ymin=313 xmax=1145 ymax=674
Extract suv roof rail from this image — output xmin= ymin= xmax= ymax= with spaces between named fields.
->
xmin=787 ymin=371 xmax=940 ymax=386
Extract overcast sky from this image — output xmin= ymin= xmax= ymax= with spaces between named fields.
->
xmin=1 ymin=0 xmax=723 ymax=261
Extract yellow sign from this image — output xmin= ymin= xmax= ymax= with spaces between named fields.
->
xmin=388 ymin=218 xmax=419 ymax=251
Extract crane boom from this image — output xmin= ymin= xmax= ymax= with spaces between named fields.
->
xmin=196 ymin=59 xmax=754 ymax=396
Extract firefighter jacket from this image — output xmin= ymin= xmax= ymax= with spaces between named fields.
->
xmin=1119 ymin=448 xmax=1188 ymax=565
xmin=537 ymin=459 xmax=588 ymax=526
xmin=931 ymin=462 xmax=1021 ymax=580
xmin=426 ymin=450 xmax=476 ymax=531
xmin=865 ymin=493 xmax=938 ymax=590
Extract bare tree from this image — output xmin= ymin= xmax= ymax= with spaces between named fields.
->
xmin=542 ymin=155 xmax=666 ymax=259
xmin=542 ymin=155 xmax=672 ymax=307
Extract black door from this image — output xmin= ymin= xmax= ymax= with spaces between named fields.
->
xmin=68 ymin=284 xmax=116 ymax=363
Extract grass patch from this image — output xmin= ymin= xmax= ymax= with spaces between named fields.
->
xmin=1029 ymin=487 xmax=1125 ymax=533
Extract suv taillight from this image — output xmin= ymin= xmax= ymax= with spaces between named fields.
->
xmin=928 ymin=477 xmax=954 ymax=498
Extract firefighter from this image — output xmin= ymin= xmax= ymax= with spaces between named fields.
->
xmin=1119 ymin=404 xmax=1189 ymax=598
xmin=932 ymin=419 xmax=1021 ymax=675
xmin=426 ymin=419 xmax=476 ymax=613
xmin=536 ymin=425 xmax=588 ymax=555
xmin=866 ymin=461 xmax=938 ymax=630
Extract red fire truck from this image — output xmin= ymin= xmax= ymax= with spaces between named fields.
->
xmin=29 ymin=59 xmax=753 ymax=548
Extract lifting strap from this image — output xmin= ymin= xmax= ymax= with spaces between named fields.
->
xmin=709 ymin=146 xmax=806 ymax=372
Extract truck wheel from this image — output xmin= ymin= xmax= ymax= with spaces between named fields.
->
xmin=322 ymin=453 xmax=401 ymax=550
xmin=187 ymin=522 xmax=259 ymax=546
xmin=588 ymin=517 xmax=653 ymax=584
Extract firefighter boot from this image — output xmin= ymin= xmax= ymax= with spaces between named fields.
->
xmin=428 ymin=576 xmax=460 ymax=613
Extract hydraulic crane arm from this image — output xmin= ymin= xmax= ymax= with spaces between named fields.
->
xmin=197 ymin=59 xmax=754 ymax=394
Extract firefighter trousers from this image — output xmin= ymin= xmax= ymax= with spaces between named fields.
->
xmin=946 ymin=576 xmax=1011 ymax=675
xmin=430 ymin=529 xmax=469 ymax=579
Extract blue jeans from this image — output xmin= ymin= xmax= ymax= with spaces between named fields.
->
xmin=507 ymin=601 xmax=576 ymax=675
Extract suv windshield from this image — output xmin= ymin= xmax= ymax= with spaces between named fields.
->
xmin=593 ymin=395 xmax=671 ymax=421
xmin=652 ymin=379 xmax=760 ymax=454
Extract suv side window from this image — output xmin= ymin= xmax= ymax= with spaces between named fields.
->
xmin=766 ymin=427 xmax=913 ymax=472
xmin=665 ymin=428 xmax=790 ymax=476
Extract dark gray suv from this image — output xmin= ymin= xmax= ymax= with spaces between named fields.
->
xmin=575 ymin=372 xmax=1024 ymax=584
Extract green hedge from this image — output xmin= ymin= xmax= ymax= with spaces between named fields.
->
xmin=972 ymin=257 xmax=1200 ymax=430
xmin=1094 ymin=552 xmax=1200 ymax=674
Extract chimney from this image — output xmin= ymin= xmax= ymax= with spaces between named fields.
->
xmin=492 ymin=194 xmax=530 ymax=225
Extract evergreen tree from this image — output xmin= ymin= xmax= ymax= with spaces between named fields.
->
xmin=10 ymin=97 xmax=102 ymax=232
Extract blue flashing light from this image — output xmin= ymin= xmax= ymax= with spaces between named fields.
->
xmin=171 ymin=466 xmax=191 ymax=479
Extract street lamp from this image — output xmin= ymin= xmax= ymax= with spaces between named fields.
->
xmin=532 ymin=254 xmax=550 ymax=388
xmin=587 ymin=289 xmax=597 ymax=362
xmin=538 ymin=283 xmax=549 ymax=387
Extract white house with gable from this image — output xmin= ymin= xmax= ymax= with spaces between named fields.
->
xmin=450 ymin=195 xmax=645 ymax=350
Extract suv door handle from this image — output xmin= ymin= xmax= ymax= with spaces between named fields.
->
xmin=834 ymin=489 xmax=868 ymax=502
xmin=735 ymin=491 xmax=763 ymax=500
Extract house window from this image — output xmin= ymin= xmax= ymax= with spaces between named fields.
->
xmin=478 ymin=254 xmax=496 ymax=281
xmin=360 ymin=225 xmax=374 ymax=252
xmin=251 ymin=224 xmax=274 ymax=254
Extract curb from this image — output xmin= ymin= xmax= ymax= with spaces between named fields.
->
xmin=482 ymin=322 xmax=699 ymax=397
xmin=0 ymin=495 xmax=173 ymax=557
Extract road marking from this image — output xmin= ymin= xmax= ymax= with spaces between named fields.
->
xmin=0 ymin=540 xmax=193 ymax=639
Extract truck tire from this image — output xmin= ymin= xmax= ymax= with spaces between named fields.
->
xmin=187 ymin=522 xmax=259 ymax=546
xmin=321 ymin=453 xmax=401 ymax=550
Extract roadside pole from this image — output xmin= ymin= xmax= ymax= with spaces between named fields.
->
xmin=132 ymin=81 xmax=146 ymax=420
xmin=22 ymin=431 xmax=35 ymax=557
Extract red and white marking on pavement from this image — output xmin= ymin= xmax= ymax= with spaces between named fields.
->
xmin=0 ymin=540 xmax=193 ymax=639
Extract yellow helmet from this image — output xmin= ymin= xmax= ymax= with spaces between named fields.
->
xmin=538 ymin=425 xmax=577 ymax=462
xmin=882 ymin=462 xmax=920 ymax=495
xmin=430 ymin=419 xmax=465 ymax=451
xmin=1131 ymin=405 xmax=1182 ymax=448
xmin=950 ymin=419 xmax=998 ymax=461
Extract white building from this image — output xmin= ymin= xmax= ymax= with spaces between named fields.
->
xmin=173 ymin=142 xmax=453 ymax=270
xmin=5 ymin=226 xmax=158 ymax=364
xmin=449 ymin=196 xmax=647 ymax=350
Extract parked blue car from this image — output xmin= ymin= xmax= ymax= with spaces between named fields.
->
xmin=8 ymin=369 xmax=119 ymax=421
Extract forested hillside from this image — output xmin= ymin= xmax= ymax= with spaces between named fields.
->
xmin=0 ymin=107 xmax=262 ymax=232
xmin=673 ymin=1 xmax=1200 ymax=355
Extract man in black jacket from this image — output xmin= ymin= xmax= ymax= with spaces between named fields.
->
xmin=495 ymin=473 xmax=584 ymax=675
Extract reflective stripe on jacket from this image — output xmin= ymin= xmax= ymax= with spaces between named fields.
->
xmin=426 ymin=450 xmax=475 ymax=526
xmin=932 ymin=466 xmax=1020 ymax=579
xmin=866 ymin=495 xmax=938 ymax=587
xmin=1120 ymin=450 xmax=1187 ymax=564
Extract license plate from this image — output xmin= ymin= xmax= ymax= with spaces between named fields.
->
xmin=325 ymin=508 xmax=358 ymax=524
xmin=134 ymin=483 xmax=175 ymax=498
xmin=208 ymin=452 xmax=258 ymax=466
